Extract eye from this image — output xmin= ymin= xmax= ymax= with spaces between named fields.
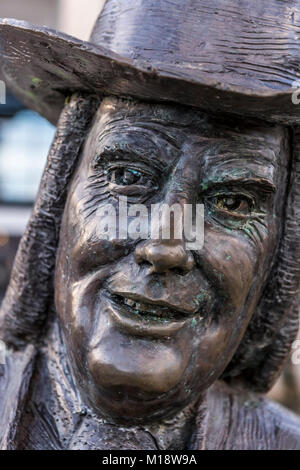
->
xmin=105 ymin=165 xmax=159 ymax=200
xmin=211 ymin=194 xmax=253 ymax=215
xmin=108 ymin=167 xmax=151 ymax=186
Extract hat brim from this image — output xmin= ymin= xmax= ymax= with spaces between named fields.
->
xmin=0 ymin=19 xmax=299 ymax=125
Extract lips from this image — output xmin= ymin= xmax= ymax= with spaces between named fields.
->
xmin=102 ymin=291 xmax=196 ymax=338
xmin=110 ymin=292 xmax=195 ymax=322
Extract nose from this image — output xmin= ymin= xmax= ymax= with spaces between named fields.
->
xmin=134 ymin=239 xmax=195 ymax=274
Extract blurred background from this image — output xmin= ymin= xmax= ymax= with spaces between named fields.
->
xmin=0 ymin=0 xmax=299 ymax=415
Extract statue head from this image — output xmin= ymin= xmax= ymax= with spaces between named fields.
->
xmin=0 ymin=0 xmax=299 ymax=428
xmin=54 ymin=97 xmax=290 ymax=422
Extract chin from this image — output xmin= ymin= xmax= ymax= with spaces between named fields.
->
xmin=82 ymin=340 xmax=190 ymax=422
xmin=82 ymin=378 xmax=198 ymax=424
xmin=71 ymin=348 xmax=220 ymax=424
xmin=62 ymin=287 xmax=242 ymax=423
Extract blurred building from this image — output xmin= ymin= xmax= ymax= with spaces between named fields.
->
xmin=0 ymin=98 xmax=55 ymax=299
xmin=58 ymin=0 xmax=105 ymax=40
xmin=0 ymin=0 xmax=105 ymax=40
xmin=0 ymin=0 xmax=59 ymax=29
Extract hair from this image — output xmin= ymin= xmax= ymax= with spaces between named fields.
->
xmin=0 ymin=93 xmax=101 ymax=347
xmin=0 ymin=94 xmax=299 ymax=395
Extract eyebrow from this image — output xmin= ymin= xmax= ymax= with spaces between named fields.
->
xmin=93 ymin=143 xmax=170 ymax=172
xmin=202 ymin=148 xmax=278 ymax=186
xmin=204 ymin=147 xmax=278 ymax=165
xmin=201 ymin=176 xmax=276 ymax=194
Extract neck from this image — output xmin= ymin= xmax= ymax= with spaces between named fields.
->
xmin=67 ymin=397 xmax=203 ymax=450
xmin=140 ymin=397 xmax=204 ymax=450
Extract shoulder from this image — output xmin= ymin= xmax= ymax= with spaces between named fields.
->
xmin=262 ymin=397 xmax=300 ymax=449
xmin=201 ymin=381 xmax=300 ymax=450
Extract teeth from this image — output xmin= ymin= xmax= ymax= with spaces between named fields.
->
xmin=122 ymin=297 xmax=160 ymax=314
xmin=124 ymin=298 xmax=150 ymax=312
xmin=116 ymin=295 xmax=183 ymax=321
xmin=124 ymin=298 xmax=136 ymax=308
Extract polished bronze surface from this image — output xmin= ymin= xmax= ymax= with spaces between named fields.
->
xmin=55 ymin=98 xmax=289 ymax=424
xmin=0 ymin=0 xmax=300 ymax=450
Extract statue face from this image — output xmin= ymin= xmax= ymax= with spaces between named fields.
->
xmin=55 ymin=97 xmax=289 ymax=423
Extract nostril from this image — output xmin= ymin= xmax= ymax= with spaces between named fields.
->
xmin=139 ymin=260 xmax=153 ymax=269
xmin=171 ymin=267 xmax=186 ymax=276
xmin=134 ymin=240 xmax=195 ymax=274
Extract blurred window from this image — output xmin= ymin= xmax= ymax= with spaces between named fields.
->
xmin=0 ymin=110 xmax=55 ymax=204
xmin=0 ymin=97 xmax=56 ymax=298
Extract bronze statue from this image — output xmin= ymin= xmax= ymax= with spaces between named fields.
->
xmin=0 ymin=0 xmax=300 ymax=450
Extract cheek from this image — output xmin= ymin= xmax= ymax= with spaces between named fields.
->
xmin=198 ymin=224 xmax=271 ymax=311
xmin=66 ymin=192 xmax=137 ymax=279
xmin=190 ymin=318 xmax=244 ymax=389
xmin=54 ymin=192 xmax=135 ymax=349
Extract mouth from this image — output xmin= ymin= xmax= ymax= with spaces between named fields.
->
xmin=104 ymin=291 xmax=196 ymax=337
xmin=110 ymin=292 xmax=194 ymax=322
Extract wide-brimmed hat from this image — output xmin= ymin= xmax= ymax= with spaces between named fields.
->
xmin=1 ymin=0 xmax=300 ymax=125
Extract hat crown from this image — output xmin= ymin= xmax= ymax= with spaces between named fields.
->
xmin=90 ymin=0 xmax=300 ymax=92
xmin=90 ymin=0 xmax=225 ymax=62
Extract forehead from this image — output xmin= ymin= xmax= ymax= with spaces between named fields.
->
xmin=86 ymin=97 xmax=290 ymax=182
